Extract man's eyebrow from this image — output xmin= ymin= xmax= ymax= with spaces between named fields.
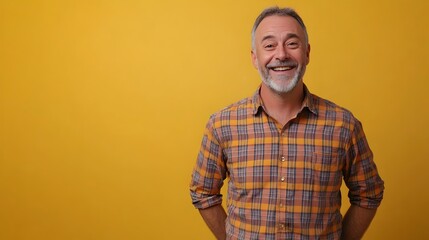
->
xmin=260 ymin=33 xmax=300 ymax=42
xmin=261 ymin=35 xmax=275 ymax=42
xmin=285 ymin=33 xmax=300 ymax=40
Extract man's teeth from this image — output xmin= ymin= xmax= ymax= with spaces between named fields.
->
xmin=272 ymin=66 xmax=292 ymax=71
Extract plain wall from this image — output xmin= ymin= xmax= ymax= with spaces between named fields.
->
xmin=1 ymin=0 xmax=428 ymax=239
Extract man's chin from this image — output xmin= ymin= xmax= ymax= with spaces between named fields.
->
xmin=268 ymin=83 xmax=294 ymax=94
xmin=265 ymin=78 xmax=300 ymax=94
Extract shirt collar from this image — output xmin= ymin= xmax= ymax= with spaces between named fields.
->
xmin=252 ymin=84 xmax=318 ymax=116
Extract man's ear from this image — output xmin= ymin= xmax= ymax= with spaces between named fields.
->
xmin=306 ymin=44 xmax=311 ymax=65
xmin=251 ymin=50 xmax=258 ymax=69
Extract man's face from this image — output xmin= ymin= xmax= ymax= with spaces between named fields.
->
xmin=251 ymin=15 xmax=310 ymax=94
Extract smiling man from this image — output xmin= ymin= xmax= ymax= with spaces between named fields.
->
xmin=190 ymin=6 xmax=384 ymax=240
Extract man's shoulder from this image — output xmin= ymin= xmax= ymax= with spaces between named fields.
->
xmin=310 ymin=93 xmax=358 ymax=124
xmin=220 ymin=95 xmax=254 ymax=113
xmin=207 ymin=95 xmax=255 ymax=125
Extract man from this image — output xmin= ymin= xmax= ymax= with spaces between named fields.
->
xmin=190 ymin=6 xmax=384 ymax=240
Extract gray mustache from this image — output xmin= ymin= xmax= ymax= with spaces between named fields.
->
xmin=267 ymin=61 xmax=297 ymax=68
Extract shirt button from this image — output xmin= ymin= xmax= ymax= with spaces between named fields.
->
xmin=280 ymin=177 xmax=285 ymax=182
xmin=278 ymin=223 xmax=285 ymax=230
xmin=279 ymin=202 xmax=284 ymax=208
xmin=280 ymin=156 xmax=286 ymax=162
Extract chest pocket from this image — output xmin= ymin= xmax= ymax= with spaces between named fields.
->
xmin=312 ymin=152 xmax=342 ymax=193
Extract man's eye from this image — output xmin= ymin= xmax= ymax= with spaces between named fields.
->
xmin=287 ymin=42 xmax=298 ymax=48
xmin=264 ymin=44 xmax=274 ymax=49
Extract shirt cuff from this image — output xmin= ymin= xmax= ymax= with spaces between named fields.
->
xmin=191 ymin=191 xmax=223 ymax=209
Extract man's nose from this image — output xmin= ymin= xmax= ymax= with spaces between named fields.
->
xmin=275 ymin=45 xmax=289 ymax=61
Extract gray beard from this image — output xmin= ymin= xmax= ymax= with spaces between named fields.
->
xmin=258 ymin=65 xmax=304 ymax=94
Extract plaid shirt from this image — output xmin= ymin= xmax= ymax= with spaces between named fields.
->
xmin=190 ymin=86 xmax=384 ymax=239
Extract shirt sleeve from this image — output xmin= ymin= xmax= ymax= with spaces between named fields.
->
xmin=190 ymin=115 xmax=227 ymax=209
xmin=343 ymin=119 xmax=385 ymax=209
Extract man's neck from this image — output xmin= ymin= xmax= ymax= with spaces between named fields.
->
xmin=260 ymin=82 xmax=305 ymax=126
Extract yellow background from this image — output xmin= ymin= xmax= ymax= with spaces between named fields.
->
xmin=1 ymin=0 xmax=428 ymax=239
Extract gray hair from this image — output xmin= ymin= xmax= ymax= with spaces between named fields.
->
xmin=251 ymin=6 xmax=309 ymax=49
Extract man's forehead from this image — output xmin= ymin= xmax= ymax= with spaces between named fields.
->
xmin=256 ymin=15 xmax=302 ymax=36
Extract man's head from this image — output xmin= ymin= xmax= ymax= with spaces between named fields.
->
xmin=251 ymin=7 xmax=310 ymax=95
xmin=251 ymin=7 xmax=309 ymax=49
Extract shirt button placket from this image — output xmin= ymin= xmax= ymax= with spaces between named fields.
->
xmin=278 ymin=130 xmax=289 ymax=236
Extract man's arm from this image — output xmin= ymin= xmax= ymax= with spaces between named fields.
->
xmin=341 ymin=205 xmax=377 ymax=240
xmin=341 ymin=118 xmax=384 ymax=239
xmin=199 ymin=204 xmax=227 ymax=240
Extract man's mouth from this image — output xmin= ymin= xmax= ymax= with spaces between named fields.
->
xmin=271 ymin=66 xmax=293 ymax=71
